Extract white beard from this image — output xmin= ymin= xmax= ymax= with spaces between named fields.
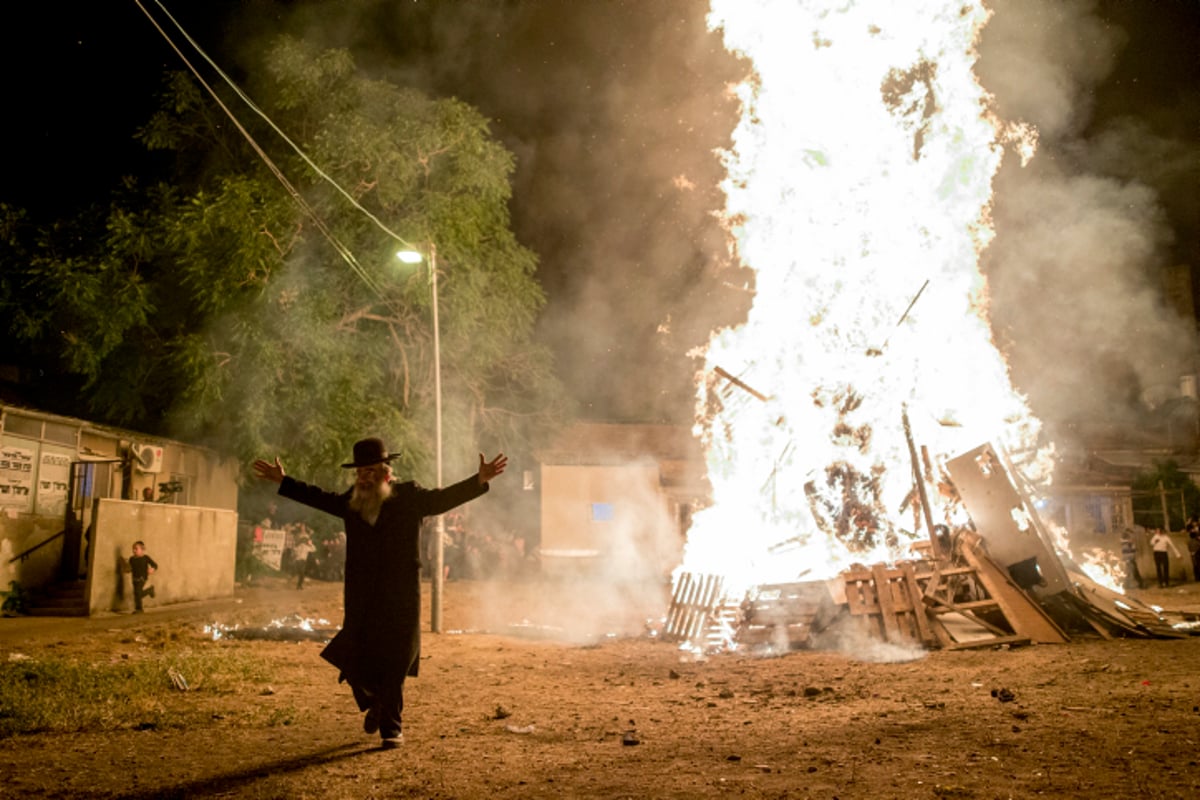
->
xmin=348 ymin=480 xmax=391 ymax=525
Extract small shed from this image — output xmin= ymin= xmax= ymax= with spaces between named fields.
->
xmin=534 ymin=421 xmax=707 ymax=582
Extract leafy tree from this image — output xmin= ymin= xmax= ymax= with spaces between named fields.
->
xmin=1 ymin=36 xmax=569 ymax=498
xmin=1130 ymin=460 xmax=1200 ymax=531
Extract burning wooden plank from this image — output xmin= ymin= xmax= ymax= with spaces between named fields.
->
xmin=941 ymin=442 xmax=1196 ymax=640
xmin=1056 ymin=567 xmax=1194 ymax=639
xmin=712 ymin=366 xmax=770 ymax=403
xmin=944 ymin=443 xmax=1071 ymax=596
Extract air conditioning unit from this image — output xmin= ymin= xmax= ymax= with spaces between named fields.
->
xmin=132 ymin=443 xmax=164 ymax=474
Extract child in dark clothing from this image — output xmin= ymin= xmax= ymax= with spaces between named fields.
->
xmin=129 ymin=541 xmax=158 ymax=613
xmin=1120 ymin=530 xmax=1144 ymax=590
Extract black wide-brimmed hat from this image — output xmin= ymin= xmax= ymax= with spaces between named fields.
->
xmin=341 ymin=438 xmax=400 ymax=468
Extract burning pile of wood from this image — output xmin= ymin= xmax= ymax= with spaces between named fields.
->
xmin=666 ymin=441 xmax=1199 ymax=652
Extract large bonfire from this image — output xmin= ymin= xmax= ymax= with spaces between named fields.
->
xmin=683 ymin=0 xmax=1053 ymax=598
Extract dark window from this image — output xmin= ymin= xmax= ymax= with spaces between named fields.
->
xmin=4 ymin=414 xmax=41 ymax=438
xmin=43 ymin=421 xmax=78 ymax=446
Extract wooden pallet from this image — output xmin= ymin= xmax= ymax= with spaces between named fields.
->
xmin=915 ymin=531 xmax=1068 ymax=648
xmin=918 ymin=563 xmax=1031 ymax=649
xmin=664 ymin=572 xmax=728 ymax=645
xmin=842 ymin=563 xmax=939 ymax=648
xmin=738 ymin=580 xmax=839 ymax=649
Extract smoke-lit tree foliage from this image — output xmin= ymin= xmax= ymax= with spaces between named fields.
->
xmin=0 ymin=36 xmax=568 ymax=491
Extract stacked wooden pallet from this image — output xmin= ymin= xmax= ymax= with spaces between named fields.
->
xmin=842 ymin=562 xmax=940 ymax=648
xmin=666 ymin=537 xmax=1194 ymax=653
xmin=738 ymin=580 xmax=841 ymax=649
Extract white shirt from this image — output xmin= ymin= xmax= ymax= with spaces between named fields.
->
xmin=1150 ymin=531 xmax=1181 ymax=557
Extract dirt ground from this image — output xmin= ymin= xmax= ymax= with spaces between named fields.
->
xmin=1 ymin=575 xmax=1199 ymax=800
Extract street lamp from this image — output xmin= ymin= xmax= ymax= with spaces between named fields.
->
xmin=397 ymin=243 xmax=446 ymax=633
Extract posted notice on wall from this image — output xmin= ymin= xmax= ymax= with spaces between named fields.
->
xmin=253 ymin=528 xmax=287 ymax=571
xmin=0 ymin=444 xmax=34 ymax=512
xmin=35 ymin=450 xmax=71 ymax=518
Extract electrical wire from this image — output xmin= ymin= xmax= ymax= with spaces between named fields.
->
xmin=144 ymin=0 xmax=419 ymax=254
xmin=133 ymin=0 xmax=406 ymax=308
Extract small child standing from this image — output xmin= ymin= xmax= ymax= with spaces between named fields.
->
xmin=129 ymin=541 xmax=158 ymax=613
xmin=1120 ymin=530 xmax=1144 ymax=590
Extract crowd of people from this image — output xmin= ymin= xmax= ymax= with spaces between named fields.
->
xmin=420 ymin=511 xmax=537 ymax=582
xmin=237 ymin=510 xmax=535 ymax=587
xmin=280 ymin=523 xmax=347 ymax=586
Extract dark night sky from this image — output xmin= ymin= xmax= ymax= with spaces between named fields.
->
xmin=3 ymin=1 xmax=1198 ymax=428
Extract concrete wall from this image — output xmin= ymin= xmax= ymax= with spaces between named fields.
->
xmin=87 ymin=499 xmax=237 ymax=614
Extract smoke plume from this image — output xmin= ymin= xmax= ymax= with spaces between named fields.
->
xmin=978 ymin=0 xmax=1200 ymax=441
xmin=274 ymin=0 xmax=752 ymax=424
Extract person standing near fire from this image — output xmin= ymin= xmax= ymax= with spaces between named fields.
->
xmin=1149 ymin=527 xmax=1182 ymax=588
xmin=1120 ymin=530 xmax=1144 ymax=590
xmin=253 ymin=437 xmax=506 ymax=750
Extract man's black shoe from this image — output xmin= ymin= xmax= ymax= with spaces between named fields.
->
xmin=363 ymin=705 xmax=380 ymax=735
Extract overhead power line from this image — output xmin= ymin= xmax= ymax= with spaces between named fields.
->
xmin=143 ymin=0 xmax=419 ymax=253
xmin=133 ymin=0 xmax=418 ymax=308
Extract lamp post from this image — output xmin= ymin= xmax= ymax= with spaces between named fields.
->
xmin=397 ymin=243 xmax=446 ymax=633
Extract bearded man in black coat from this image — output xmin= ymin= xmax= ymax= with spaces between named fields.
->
xmin=254 ymin=438 xmax=506 ymax=749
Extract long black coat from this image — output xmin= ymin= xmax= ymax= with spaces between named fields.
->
xmin=278 ymin=473 xmax=487 ymax=697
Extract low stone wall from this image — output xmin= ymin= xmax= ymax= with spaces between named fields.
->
xmin=87 ymin=499 xmax=237 ymax=614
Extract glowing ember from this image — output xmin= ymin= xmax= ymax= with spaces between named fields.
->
xmin=683 ymin=0 xmax=1052 ymax=598
xmin=204 ymin=615 xmax=336 ymax=642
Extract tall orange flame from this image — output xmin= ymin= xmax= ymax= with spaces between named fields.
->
xmin=684 ymin=0 xmax=1052 ymax=597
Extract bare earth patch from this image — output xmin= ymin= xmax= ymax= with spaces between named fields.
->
xmin=1 ymin=577 xmax=1198 ymax=799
